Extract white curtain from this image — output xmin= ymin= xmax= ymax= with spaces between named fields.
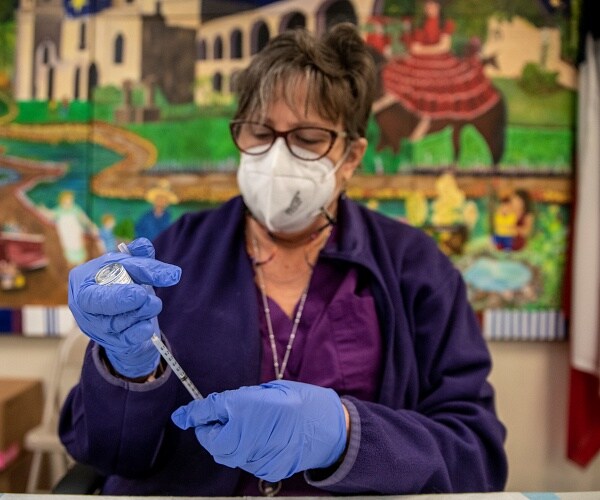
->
xmin=567 ymin=33 xmax=600 ymax=467
xmin=571 ymin=34 xmax=600 ymax=378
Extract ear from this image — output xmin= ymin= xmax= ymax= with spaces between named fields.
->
xmin=340 ymin=138 xmax=368 ymax=181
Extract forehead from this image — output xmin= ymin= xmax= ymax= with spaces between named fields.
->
xmin=259 ymin=79 xmax=339 ymax=128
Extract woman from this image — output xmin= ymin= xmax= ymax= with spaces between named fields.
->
xmin=376 ymin=0 xmax=500 ymax=147
xmin=404 ymin=0 xmax=455 ymax=55
xmin=61 ymin=24 xmax=507 ymax=495
xmin=511 ymin=189 xmax=534 ymax=251
xmin=39 ymin=190 xmax=97 ymax=266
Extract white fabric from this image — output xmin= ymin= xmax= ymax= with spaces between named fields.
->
xmin=237 ymin=139 xmax=340 ymax=233
xmin=570 ymin=34 xmax=600 ymax=376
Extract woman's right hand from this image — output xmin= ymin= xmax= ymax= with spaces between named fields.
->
xmin=67 ymin=238 xmax=181 ymax=378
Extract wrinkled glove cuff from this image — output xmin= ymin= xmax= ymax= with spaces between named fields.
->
xmin=105 ymin=339 xmax=160 ymax=379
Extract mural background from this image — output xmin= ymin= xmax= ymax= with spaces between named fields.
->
xmin=0 ymin=0 xmax=577 ymax=340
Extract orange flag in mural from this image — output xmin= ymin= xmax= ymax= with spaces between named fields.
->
xmin=568 ymin=31 xmax=600 ymax=467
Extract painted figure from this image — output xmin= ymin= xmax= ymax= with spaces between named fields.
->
xmin=135 ymin=180 xmax=179 ymax=241
xmin=491 ymin=189 xmax=534 ymax=252
xmin=99 ymin=213 xmax=118 ymax=253
xmin=403 ymin=0 xmax=455 ymax=54
xmin=40 ymin=190 xmax=97 ymax=266
xmin=511 ymin=189 xmax=534 ymax=251
xmin=493 ymin=196 xmax=517 ymax=250
xmin=369 ymin=0 xmax=506 ymax=169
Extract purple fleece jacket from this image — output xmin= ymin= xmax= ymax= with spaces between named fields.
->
xmin=59 ymin=195 xmax=508 ymax=495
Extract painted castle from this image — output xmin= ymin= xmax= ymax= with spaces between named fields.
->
xmin=13 ymin=0 xmax=381 ymax=107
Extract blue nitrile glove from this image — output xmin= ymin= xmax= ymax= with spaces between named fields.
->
xmin=171 ymin=380 xmax=347 ymax=481
xmin=68 ymin=238 xmax=181 ymax=378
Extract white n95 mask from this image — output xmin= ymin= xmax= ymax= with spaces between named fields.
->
xmin=237 ymin=139 xmax=344 ymax=234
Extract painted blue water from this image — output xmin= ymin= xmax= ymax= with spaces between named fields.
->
xmin=464 ymin=256 xmax=532 ymax=292
xmin=0 ymin=167 xmax=20 ymax=186
xmin=0 ymin=139 xmax=119 ymax=212
xmin=0 ymin=138 xmax=213 ymax=227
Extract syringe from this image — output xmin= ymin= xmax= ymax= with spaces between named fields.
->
xmin=148 ymin=334 xmax=203 ymax=400
xmin=94 ymin=243 xmax=203 ymax=400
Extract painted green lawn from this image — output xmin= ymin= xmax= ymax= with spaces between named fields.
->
xmin=494 ymin=78 xmax=576 ymax=128
xmin=126 ymin=117 xmax=235 ymax=168
xmin=9 ymin=76 xmax=576 ymax=173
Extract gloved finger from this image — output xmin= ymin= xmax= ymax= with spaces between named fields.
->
xmin=171 ymin=393 xmax=230 ymax=429
xmin=121 ymin=257 xmax=181 ymax=288
xmin=178 ymin=409 xmax=246 ymax=465
xmin=171 ymin=406 xmax=190 ymax=430
xmin=104 ymin=316 xmax=158 ymax=348
xmin=76 ymin=283 xmax=150 ymax=315
xmin=101 ymin=295 xmax=163 ymax=335
xmin=125 ymin=238 xmax=156 ymax=259
xmin=194 ymin=420 xmax=245 ymax=461
xmin=74 ymin=296 xmax=162 ymax=346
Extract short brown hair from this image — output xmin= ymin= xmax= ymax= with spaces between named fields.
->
xmin=233 ymin=23 xmax=376 ymax=139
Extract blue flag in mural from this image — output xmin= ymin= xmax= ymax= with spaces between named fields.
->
xmin=64 ymin=0 xmax=111 ymax=17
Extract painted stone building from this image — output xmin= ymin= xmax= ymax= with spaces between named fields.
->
xmin=13 ymin=0 xmax=197 ymax=103
xmin=13 ymin=0 xmax=381 ymax=105
xmin=191 ymin=0 xmax=379 ymax=103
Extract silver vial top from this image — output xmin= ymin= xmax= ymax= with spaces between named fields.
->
xmin=95 ymin=263 xmax=133 ymax=285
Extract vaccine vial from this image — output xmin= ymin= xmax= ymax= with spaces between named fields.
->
xmin=95 ymin=263 xmax=133 ymax=285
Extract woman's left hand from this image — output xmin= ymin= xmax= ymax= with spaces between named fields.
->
xmin=171 ymin=380 xmax=347 ymax=481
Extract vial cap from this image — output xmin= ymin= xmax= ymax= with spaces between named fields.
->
xmin=95 ymin=263 xmax=133 ymax=285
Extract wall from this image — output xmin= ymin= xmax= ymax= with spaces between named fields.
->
xmin=489 ymin=341 xmax=600 ymax=492
xmin=0 ymin=336 xmax=599 ymax=492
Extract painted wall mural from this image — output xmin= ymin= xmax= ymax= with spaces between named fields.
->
xmin=0 ymin=0 xmax=577 ymax=340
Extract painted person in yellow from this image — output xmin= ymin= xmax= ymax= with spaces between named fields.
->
xmin=493 ymin=197 xmax=517 ymax=250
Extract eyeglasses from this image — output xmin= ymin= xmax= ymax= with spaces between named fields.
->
xmin=229 ymin=120 xmax=348 ymax=161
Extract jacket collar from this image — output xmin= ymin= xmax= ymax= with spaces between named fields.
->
xmin=230 ymin=194 xmax=390 ymax=280
xmin=321 ymin=194 xmax=379 ymax=269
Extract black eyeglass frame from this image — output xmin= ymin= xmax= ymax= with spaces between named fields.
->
xmin=229 ymin=120 xmax=350 ymax=161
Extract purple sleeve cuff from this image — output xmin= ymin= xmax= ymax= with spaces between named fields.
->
xmin=304 ymin=397 xmax=361 ymax=488
xmin=92 ymin=342 xmax=173 ymax=393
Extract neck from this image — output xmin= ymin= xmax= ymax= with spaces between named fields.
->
xmin=249 ymin=215 xmax=332 ymax=252
xmin=269 ymin=219 xmax=334 ymax=249
xmin=249 ymin=200 xmax=338 ymax=249
xmin=247 ymin=215 xmax=330 ymax=316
